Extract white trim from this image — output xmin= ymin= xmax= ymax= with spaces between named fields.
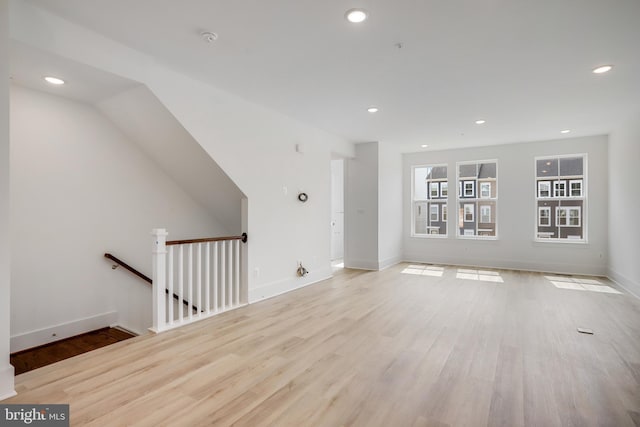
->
xmin=556 ymin=206 xmax=581 ymax=227
xmin=538 ymin=181 xmax=551 ymax=198
xmin=569 ymin=179 xmax=583 ymax=197
xmin=554 ymin=180 xmax=567 ymax=197
xmin=607 ymin=269 xmax=640 ymax=300
xmin=0 ymin=365 xmax=16 ymax=401
xmin=248 ymin=266 xmax=333 ymax=303
xmin=10 ymin=311 xmax=118 ymax=353
xmin=463 ymin=180 xmax=475 ymax=197
xmin=429 ymin=182 xmax=439 ymax=198
xmin=538 ymin=206 xmax=551 ymax=227
xmin=463 ymin=203 xmax=474 ymax=222
xmin=430 ymin=204 xmax=439 ymax=222
xmin=480 ymin=182 xmax=491 ymax=198
xmin=480 ymin=205 xmax=491 ymax=223
xmin=440 ymin=182 xmax=448 ymax=197
xmin=411 ymin=164 xmax=447 ymax=237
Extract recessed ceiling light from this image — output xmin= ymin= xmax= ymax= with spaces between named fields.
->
xmin=345 ymin=9 xmax=367 ymax=23
xmin=592 ymin=65 xmax=613 ymax=74
xmin=475 ymin=119 xmax=486 ymax=125
xmin=44 ymin=76 xmax=65 ymax=85
xmin=421 ymin=144 xmax=429 ymax=148
xmin=367 ymin=107 xmax=379 ymax=113
xmin=560 ymin=129 xmax=571 ymax=134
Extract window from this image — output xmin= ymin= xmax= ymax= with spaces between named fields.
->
xmin=412 ymin=165 xmax=447 ymax=237
xmin=538 ymin=207 xmax=550 ymax=226
xmin=480 ymin=205 xmax=491 ymax=223
xmin=457 ymin=160 xmax=498 ymax=238
xmin=440 ymin=182 xmax=448 ymax=197
xmin=556 ymin=207 xmax=581 ymax=226
xmin=570 ymin=179 xmax=582 ymax=197
xmin=480 ymin=182 xmax=491 ymax=198
xmin=430 ymin=182 xmax=439 ymax=199
xmin=442 ymin=205 xmax=447 ymax=221
xmin=554 ymin=180 xmax=566 ymax=197
xmin=538 ymin=181 xmax=551 ymax=198
xmin=430 ymin=205 xmax=439 ymax=222
xmin=464 ymin=204 xmax=474 ymax=222
xmin=463 ymin=181 xmax=475 ymax=197
xmin=535 ymin=155 xmax=586 ymax=241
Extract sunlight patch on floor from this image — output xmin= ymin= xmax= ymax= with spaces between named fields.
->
xmin=402 ymin=264 xmax=445 ymax=277
xmin=456 ymin=269 xmax=504 ymax=283
xmin=544 ymin=276 xmax=621 ymax=294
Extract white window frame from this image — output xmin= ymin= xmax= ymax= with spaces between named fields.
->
xmin=464 ymin=203 xmax=474 ymax=222
xmin=480 ymin=205 xmax=491 ymax=223
xmin=440 ymin=182 xmax=448 ymax=197
xmin=457 ymin=160 xmax=498 ymax=240
xmin=569 ymin=179 xmax=582 ymax=197
xmin=463 ymin=229 xmax=475 ymax=236
xmin=430 ymin=205 xmax=439 ymax=222
xmin=480 ymin=182 xmax=491 ymax=198
xmin=430 ymin=182 xmax=439 ymax=199
xmin=534 ymin=154 xmax=587 ymax=243
xmin=538 ymin=207 xmax=551 ymax=227
xmin=554 ymin=180 xmax=566 ymax=197
xmin=411 ymin=164 xmax=448 ymax=238
xmin=538 ymin=181 xmax=551 ymax=198
xmin=463 ymin=181 xmax=475 ymax=198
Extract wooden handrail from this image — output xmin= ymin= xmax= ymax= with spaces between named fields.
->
xmin=166 ymin=232 xmax=247 ymax=246
xmin=104 ymin=253 xmax=151 ymax=283
xmin=104 ymin=253 xmax=197 ymax=312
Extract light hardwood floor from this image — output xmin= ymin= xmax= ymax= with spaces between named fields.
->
xmin=5 ymin=264 xmax=640 ymax=426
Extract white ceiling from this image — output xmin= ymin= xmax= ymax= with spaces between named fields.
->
xmin=10 ymin=41 xmax=140 ymax=105
xmin=24 ymin=0 xmax=640 ymax=152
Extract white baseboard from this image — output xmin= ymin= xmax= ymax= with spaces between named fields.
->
xmin=378 ymin=256 xmax=402 ymax=271
xmin=0 ymin=364 xmax=16 ymax=401
xmin=248 ymin=267 xmax=333 ymax=303
xmin=344 ymin=259 xmax=379 ymax=271
xmin=10 ymin=311 xmax=118 ymax=353
xmin=607 ymin=269 xmax=640 ymax=299
xmin=402 ymin=253 xmax=607 ymax=277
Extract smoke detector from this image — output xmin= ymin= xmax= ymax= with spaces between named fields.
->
xmin=201 ymin=32 xmax=218 ymax=43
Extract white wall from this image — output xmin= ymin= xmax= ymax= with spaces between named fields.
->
xmin=0 ymin=0 xmax=15 ymax=400
xmin=10 ymin=85 xmax=229 ymax=345
xmin=608 ymin=116 xmax=640 ymax=296
xmin=378 ymin=143 xmax=403 ymax=269
xmin=345 ymin=142 xmax=379 ymax=270
xmin=404 ymin=135 xmax=608 ymax=275
xmin=330 ymin=159 xmax=344 ymax=260
xmin=9 ymin=2 xmax=354 ymax=303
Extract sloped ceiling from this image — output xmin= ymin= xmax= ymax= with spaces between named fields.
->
xmin=23 ymin=0 xmax=640 ymax=151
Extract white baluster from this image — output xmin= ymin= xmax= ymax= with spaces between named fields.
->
xmin=168 ymin=246 xmax=174 ymax=325
xmin=197 ymin=242 xmax=202 ymax=318
xmin=151 ymin=228 xmax=168 ymax=333
xmin=188 ymin=243 xmax=194 ymax=319
xmin=205 ymin=242 xmax=211 ymax=314
xmin=178 ymin=245 xmax=184 ymax=321
xmin=227 ymin=240 xmax=233 ymax=307
xmin=213 ymin=241 xmax=219 ymax=312
xmin=221 ymin=241 xmax=226 ymax=310
xmin=234 ymin=240 xmax=240 ymax=306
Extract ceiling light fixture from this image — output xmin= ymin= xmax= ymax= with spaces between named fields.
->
xmin=345 ymin=9 xmax=367 ymax=23
xmin=367 ymin=107 xmax=379 ymax=113
xmin=560 ymin=129 xmax=571 ymax=134
xmin=421 ymin=144 xmax=429 ymax=148
xmin=44 ymin=76 xmax=65 ymax=85
xmin=475 ymin=119 xmax=486 ymax=125
xmin=592 ymin=65 xmax=613 ymax=74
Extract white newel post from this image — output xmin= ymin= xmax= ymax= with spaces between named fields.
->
xmin=151 ymin=228 xmax=168 ymax=333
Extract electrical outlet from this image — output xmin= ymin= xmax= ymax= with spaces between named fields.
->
xmin=254 ymin=267 xmax=260 ymax=278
